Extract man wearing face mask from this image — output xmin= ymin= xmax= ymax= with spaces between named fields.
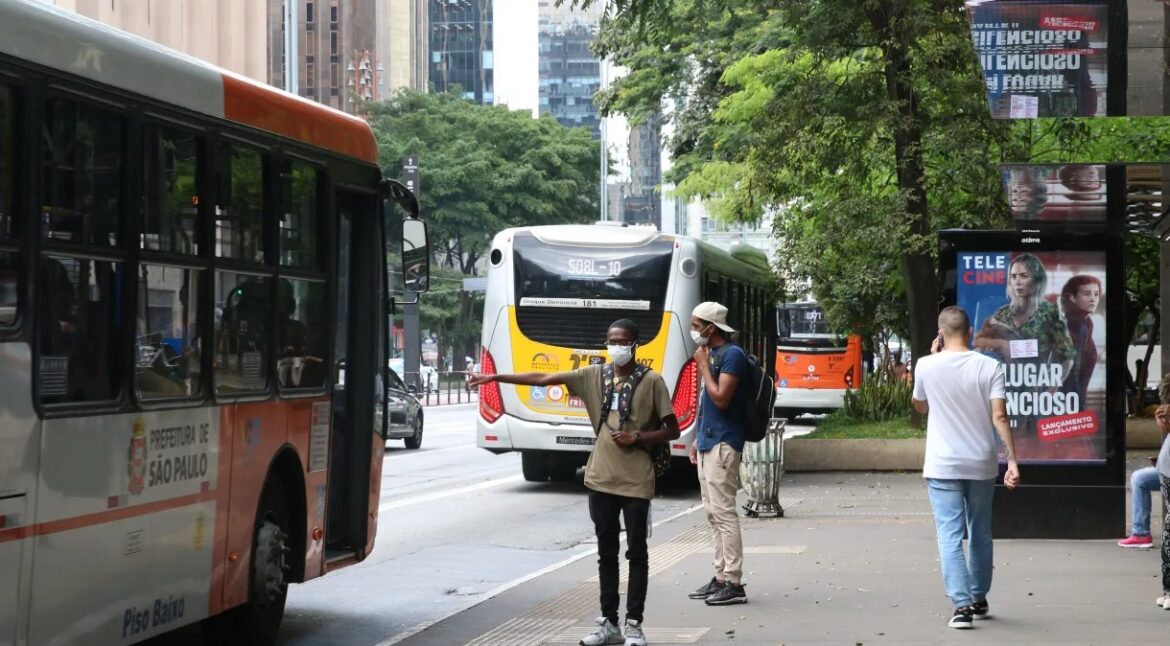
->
xmin=687 ymin=301 xmax=750 ymax=606
xmin=468 ymin=319 xmax=679 ymax=646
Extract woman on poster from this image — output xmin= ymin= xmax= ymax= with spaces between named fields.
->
xmin=974 ymin=253 xmax=1076 ymax=460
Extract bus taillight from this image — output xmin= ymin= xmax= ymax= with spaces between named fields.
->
xmin=479 ymin=349 xmax=504 ymax=423
xmin=672 ymin=359 xmax=699 ymax=429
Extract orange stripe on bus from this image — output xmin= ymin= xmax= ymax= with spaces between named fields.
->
xmin=221 ymin=73 xmax=378 ymax=164
xmin=0 ymin=491 xmax=216 ymax=545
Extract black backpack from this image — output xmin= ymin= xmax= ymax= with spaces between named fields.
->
xmin=600 ymin=363 xmax=672 ymax=477
xmin=741 ymin=352 xmax=776 ymax=443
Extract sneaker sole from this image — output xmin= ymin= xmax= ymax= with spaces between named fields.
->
xmin=1119 ymin=543 xmax=1154 ymax=549
xmin=948 ymin=621 xmax=974 ymax=629
xmin=705 ymin=597 xmax=748 ymax=606
xmin=688 ymin=593 xmax=712 ymax=600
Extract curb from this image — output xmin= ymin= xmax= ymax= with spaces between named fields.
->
xmin=784 ymin=438 xmax=924 ymax=472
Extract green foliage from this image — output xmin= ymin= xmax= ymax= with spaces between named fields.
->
xmin=842 ymin=376 xmax=914 ymax=422
xmin=368 ymin=90 xmax=601 ymax=275
xmin=793 ymin=414 xmax=923 ymax=440
xmin=369 ymin=90 xmax=602 ymax=364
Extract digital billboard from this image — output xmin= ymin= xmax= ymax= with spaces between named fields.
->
xmin=1001 ymin=163 xmax=1107 ymax=222
xmin=967 ymin=1 xmax=1109 ymax=118
xmin=957 ymin=249 xmax=1106 ymax=463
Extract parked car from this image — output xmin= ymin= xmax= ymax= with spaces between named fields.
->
xmin=388 ymin=358 xmax=439 ymax=393
xmin=377 ymin=365 xmax=425 ymax=449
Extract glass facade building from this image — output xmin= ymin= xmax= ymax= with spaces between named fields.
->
xmin=429 ymin=0 xmax=493 ymax=104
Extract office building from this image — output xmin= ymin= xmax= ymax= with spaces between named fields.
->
xmin=538 ymin=0 xmax=603 ymax=137
xmin=429 ymin=0 xmax=493 ymax=104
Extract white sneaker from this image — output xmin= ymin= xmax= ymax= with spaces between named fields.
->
xmin=624 ymin=618 xmax=647 ymax=646
xmin=1158 ymin=593 xmax=1170 ymax=610
xmin=579 ymin=617 xmax=624 ymax=646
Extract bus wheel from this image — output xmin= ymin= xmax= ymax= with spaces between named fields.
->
xmin=208 ymin=478 xmax=292 ymax=645
xmin=521 ymin=452 xmax=549 ymax=482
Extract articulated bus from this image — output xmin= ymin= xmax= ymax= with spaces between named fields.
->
xmin=773 ymin=302 xmax=863 ymax=420
xmin=475 ymin=224 xmax=774 ymax=481
xmin=0 ymin=2 xmax=428 ymax=644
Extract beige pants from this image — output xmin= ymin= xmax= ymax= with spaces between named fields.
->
xmin=698 ymin=442 xmax=743 ymax=584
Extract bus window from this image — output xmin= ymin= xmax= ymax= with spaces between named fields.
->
xmin=0 ymin=85 xmax=16 ymax=327
xmin=280 ymin=161 xmax=321 ymax=269
xmin=142 ymin=127 xmax=200 ymax=255
xmin=0 ymin=84 xmax=13 ymax=241
xmin=136 ymin=265 xmax=202 ymax=399
xmin=215 ymin=143 xmax=264 ymax=263
xmin=41 ymin=99 xmax=122 ymax=246
xmin=36 ymin=255 xmax=122 ymax=403
xmin=214 ymin=271 xmax=270 ymax=394
xmin=277 ymin=277 xmax=327 ymax=390
xmin=0 ymin=253 xmax=17 ymax=326
xmin=511 ymin=234 xmax=673 ymax=348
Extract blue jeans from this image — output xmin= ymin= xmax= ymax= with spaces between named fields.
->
xmin=1130 ymin=467 xmax=1161 ymax=536
xmin=927 ymin=478 xmax=996 ymax=609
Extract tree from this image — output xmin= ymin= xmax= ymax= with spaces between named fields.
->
xmin=371 ymin=90 xmax=602 ymax=367
xmin=369 ymin=90 xmax=601 ymax=274
xmin=579 ymin=1 xmax=1015 ymax=425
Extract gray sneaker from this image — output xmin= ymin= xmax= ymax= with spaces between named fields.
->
xmin=623 ymin=618 xmax=647 ymax=646
xmin=579 ymin=617 xmax=624 ymax=646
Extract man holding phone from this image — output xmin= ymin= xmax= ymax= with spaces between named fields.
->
xmin=469 ymin=319 xmax=679 ymax=646
xmin=912 ymin=306 xmax=1020 ymax=630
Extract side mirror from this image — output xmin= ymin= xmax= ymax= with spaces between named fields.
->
xmin=381 ymin=179 xmax=419 ymax=218
xmin=402 ymin=219 xmax=430 ymax=294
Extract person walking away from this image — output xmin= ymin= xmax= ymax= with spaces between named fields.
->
xmin=468 ymin=319 xmax=679 ymax=646
xmin=912 ymin=306 xmax=1020 ymax=629
xmin=686 ymin=302 xmax=750 ymax=606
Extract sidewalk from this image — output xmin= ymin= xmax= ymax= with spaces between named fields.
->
xmin=395 ymin=456 xmax=1166 ymax=645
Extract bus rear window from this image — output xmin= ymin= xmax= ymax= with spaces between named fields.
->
xmin=512 ymin=234 xmax=673 ymax=347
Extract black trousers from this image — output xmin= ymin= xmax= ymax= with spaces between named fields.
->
xmin=588 ymin=490 xmax=650 ymax=624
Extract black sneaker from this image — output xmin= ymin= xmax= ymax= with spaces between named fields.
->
xmin=705 ymin=581 xmax=747 ymax=606
xmin=688 ymin=577 xmax=721 ymax=600
xmin=970 ymin=599 xmax=989 ymax=619
xmin=948 ymin=607 xmax=974 ymax=629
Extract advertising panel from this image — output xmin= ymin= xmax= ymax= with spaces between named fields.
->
xmin=1001 ymin=163 xmax=1107 ymax=222
xmin=957 ymin=248 xmax=1106 ymax=463
xmin=967 ymin=0 xmax=1109 ymax=118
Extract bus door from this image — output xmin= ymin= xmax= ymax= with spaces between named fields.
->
xmin=326 ymin=190 xmax=383 ymax=562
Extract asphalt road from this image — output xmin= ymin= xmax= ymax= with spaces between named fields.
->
xmin=148 ymin=404 xmax=816 ymax=645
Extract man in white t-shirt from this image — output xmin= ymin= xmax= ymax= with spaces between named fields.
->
xmin=912 ymin=306 xmax=1020 ymax=630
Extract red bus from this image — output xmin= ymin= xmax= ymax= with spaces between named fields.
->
xmin=0 ymin=2 xmax=426 ymax=644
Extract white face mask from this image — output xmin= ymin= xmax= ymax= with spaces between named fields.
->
xmin=690 ymin=325 xmax=712 ymax=346
xmin=607 ymin=344 xmax=635 ymax=366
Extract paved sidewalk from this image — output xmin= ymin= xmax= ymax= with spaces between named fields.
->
xmin=396 ymin=456 xmax=1167 ymax=645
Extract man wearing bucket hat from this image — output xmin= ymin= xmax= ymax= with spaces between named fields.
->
xmin=687 ymin=301 xmax=750 ymax=606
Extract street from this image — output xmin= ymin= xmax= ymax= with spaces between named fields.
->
xmin=275 ymin=404 xmax=707 ymax=646
xmin=146 ymin=407 xmax=815 ymax=646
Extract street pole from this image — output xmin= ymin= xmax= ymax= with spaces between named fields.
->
xmin=402 ymin=156 xmax=422 ymax=392
xmin=284 ymin=0 xmax=299 ymax=93
xmin=599 ymin=58 xmax=608 ymax=221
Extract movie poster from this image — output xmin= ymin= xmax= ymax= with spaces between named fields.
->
xmin=1001 ymin=163 xmax=1107 ymax=223
xmin=966 ymin=1 xmax=1109 ymax=118
xmin=957 ymin=249 xmax=1106 ymax=463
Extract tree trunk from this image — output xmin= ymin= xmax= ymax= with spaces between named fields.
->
xmin=870 ymin=0 xmax=939 ymax=427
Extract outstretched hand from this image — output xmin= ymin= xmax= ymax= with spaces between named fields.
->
xmin=466 ymin=373 xmax=493 ymax=387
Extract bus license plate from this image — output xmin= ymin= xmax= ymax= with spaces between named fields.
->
xmin=556 ymin=436 xmax=594 ymax=446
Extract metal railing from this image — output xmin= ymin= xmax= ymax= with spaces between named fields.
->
xmin=400 ymin=370 xmax=480 ymax=406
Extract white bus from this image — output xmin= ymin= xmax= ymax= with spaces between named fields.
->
xmin=0 ymin=2 xmax=428 ymax=644
xmin=475 ymin=224 xmax=774 ymax=481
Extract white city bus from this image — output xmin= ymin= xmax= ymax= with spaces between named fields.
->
xmin=0 ymin=2 xmax=428 ymax=644
xmin=475 ymin=224 xmax=774 ymax=481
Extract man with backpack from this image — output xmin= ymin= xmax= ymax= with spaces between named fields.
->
xmin=468 ymin=319 xmax=679 ymax=646
xmin=687 ymin=301 xmax=751 ymax=606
